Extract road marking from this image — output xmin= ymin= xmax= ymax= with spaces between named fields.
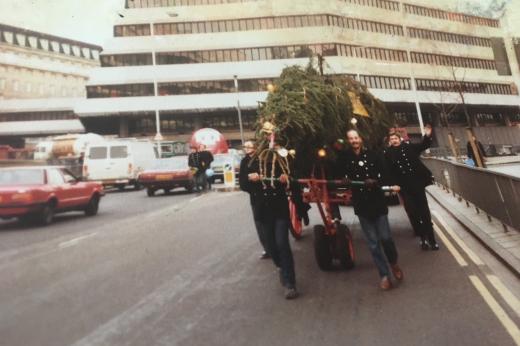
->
xmin=58 ymin=233 xmax=98 ymax=249
xmin=432 ymin=210 xmax=484 ymax=266
xmin=469 ymin=275 xmax=520 ymax=345
xmin=487 ymin=275 xmax=520 ymax=318
xmin=433 ymin=222 xmax=468 ymax=267
xmin=189 ymin=195 xmax=203 ymax=203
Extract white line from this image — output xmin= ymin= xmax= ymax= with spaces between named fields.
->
xmin=189 ymin=196 xmax=203 ymax=203
xmin=432 ymin=210 xmax=484 ymax=266
xmin=487 ymin=275 xmax=520 ymax=318
xmin=433 ymin=222 xmax=468 ymax=267
xmin=469 ymin=275 xmax=520 ymax=345
xmin=58 ymin=233 xmax=98 ymax=249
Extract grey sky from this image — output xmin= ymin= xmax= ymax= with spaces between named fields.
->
xmin=0 ymin=0 xmax=511 ymax=47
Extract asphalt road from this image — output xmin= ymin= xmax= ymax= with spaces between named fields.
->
xmin=0 ymin=187 xmax=519 ymax=346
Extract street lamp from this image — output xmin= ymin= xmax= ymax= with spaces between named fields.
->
xmin=150 ymin=12 xmax=177 ymax=156
xmin=233 ymin=75 xmax=245 ymax=146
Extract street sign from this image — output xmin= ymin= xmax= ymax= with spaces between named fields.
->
xmin=223 ymin=161 xmax=235 ymax=187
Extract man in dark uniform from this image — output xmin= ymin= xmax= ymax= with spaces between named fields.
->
xmin=339 ymin=129 xmax=403 ymax=290
xmin=239 ymin=140 xmax=270 ymax=260
xmin=239 ymin=148 xmax=299 ymax=300
xmin=384 ymin=125 xmax=439 ymax=250
xmin=188 ymin=144 xmax=213 ymax=191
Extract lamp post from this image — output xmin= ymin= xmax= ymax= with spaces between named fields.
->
xmin=233 ymin=75 xmax=245 ymax=146
xmin=149 ymin=13 xmax=177 ymax=156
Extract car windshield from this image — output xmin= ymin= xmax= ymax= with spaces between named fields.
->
xmin=0 ymin=169 xmax=45 ymax=185
xmin=152 ymin=157 xmax=188 ymax=170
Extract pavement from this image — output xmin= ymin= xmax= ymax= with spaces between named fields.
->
xmin=427 ymin=184 xmax=520 ymax=278
xmin=1 ymin=186 xmax=519 ymax=346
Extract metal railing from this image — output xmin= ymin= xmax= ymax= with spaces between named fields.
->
xmin=422 ymin=157 xmax=520 ymax=232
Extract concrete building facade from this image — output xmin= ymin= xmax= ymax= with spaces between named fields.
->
xmin=75 ymin=0 xmax=520 ymax=148
xmin=0 ymin=24 xmax=102 ymax=146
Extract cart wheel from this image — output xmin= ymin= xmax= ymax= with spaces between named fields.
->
xmin=289 ymin=199 xmax=303 ymax=239
xmin=337 ymin=224 xmax=355 ymax=270
xmin=314 ymin=225 xmax=333 ymax=271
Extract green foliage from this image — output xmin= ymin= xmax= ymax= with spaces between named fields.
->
xmin=255 ymin=63 xmax=394 ymax=174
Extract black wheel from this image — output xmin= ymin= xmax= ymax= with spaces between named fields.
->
xmin=164 ymin=188 xmax=172 ymax=195
xmin=314 ymin=225 xmax=333 ymax=271
xmin=117 ymin=185 xmax=125 ymax=191
xmin=37 ymin=203 xmax=54 ymax=226
xmin=186 ymin=182 xmax=194 ymax=193
xmin=134 ymin=183 xmax=143 ymax=191
xmin=336 ymin=224 xmax=355 ymax=270
xmin=84 ymin=195 xmax=100 ymax=216
xmin=147 ymin=188 xmax=155 ymax=197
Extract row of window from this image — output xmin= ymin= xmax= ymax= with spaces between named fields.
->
xmin=100 ymin=44 xmax=496 ymax=74
xmin=341 ymin=0 xmax=400 ymax=12
xmin=133 ymin=113 xmax=257 ymax=134
xmin=0 ymin=25 xmax=101 ymax=61
xmin=158 ymin=79 xmax=272 ymax=95
xmin=415 ymin=79 xmax=513 ymax=95
xmin=407 ymin=27 xmax=490 ymax=48
xmin=114 ymin=24 xmax=151 ymax=37
xmin=125 ymin=0 xmax=257 ymax=8
xmin=100 ymin=53 xmax=153 ymax=67
xmin=404 ymin=3 xmax=499 ymax=28
xmin=0 ymin=111 xmax=76 ymax=122
xmin=358 ymin=75 xmax=411 ymax=90
xmin=86 ymin=76 xmax=515 ymax=100
xmin=99 ymin=43 xmax=409 ymax=68
xmin=0 ymin=78 xmax=85 ymax=97
xmin=115 ymin=14 xmax=403 ymax=38
xmin=86 ymin=84 xmax=154 ymax=98
xmin=411 ymin=52 xmax=496 ymax=70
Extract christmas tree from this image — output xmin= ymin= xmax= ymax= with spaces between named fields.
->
xmin=255 ymin=62 xmax=394 ymax=176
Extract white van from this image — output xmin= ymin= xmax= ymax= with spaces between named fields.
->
xmin=83 ymin=139 xmax=157 ymax=189
xmin=34 ymin=141 xmax=53 ymax=161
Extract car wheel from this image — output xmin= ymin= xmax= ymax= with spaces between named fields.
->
xmin=134 ymin=183 xmax=143 ymax=191
xmin=164 ymin=188 xmax=172 ymax=195
xmin=38 ymin=203 xmax=54 ymax=226
xmin=147 ymin=188 xmax=155 ymax=197
xmin=117 ymin=185 xmax=125 ymax=191
xmin=84 ymin=195 xmax=100 ymax=216
xmin=186 ymin=182 xmax=194 ymax=193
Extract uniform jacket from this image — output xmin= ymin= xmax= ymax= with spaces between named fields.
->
xmin=384 ymin=135 xmax=433 ymax=189
xmin=337 ymin=148 xmax=392 ymax=219
xmin=188 ymin=150 xmax=214 ymax=173
xmin=239 ymin=154 xmax=290 ymax=220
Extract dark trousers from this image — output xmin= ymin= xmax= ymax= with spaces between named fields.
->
xmin=251 ymin=205 xmax=268 ymax=254
xmin=400 ymin=187 xmax=436 ymax=242
xmin=358 ymin=215 xmax=398 ymax=278
xmin=259 ymin=215 xmax=296 ymax=288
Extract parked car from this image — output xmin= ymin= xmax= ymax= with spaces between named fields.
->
xmin=138 ymin=156 xmax=195 ymax=196
xmin=0 ymin=166 xmax=104 ymax=225
xmin=83 ymin=139 xmax=157 ymax=190
xmin=209 ymin=152 xmax=243 ymax=183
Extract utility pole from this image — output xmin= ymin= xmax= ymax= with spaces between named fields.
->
xmin=233 ymin=75 xmax=245 ymax=146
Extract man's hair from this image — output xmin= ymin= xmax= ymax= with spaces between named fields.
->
xmin=346 ymin=129 xmax=360 ymax=137
xmin=388 ymin=131 xmax=402 ymax=139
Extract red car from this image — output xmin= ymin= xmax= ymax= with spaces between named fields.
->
xmin=138 ymin=156 xmax=195 ymax=196
xmin=0 ymin=166 xmax=104 ymax=225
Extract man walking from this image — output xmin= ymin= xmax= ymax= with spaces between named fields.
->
xmin=188 ymin=144 xmax=213 ymax=192
xmin=340 ymin=129 xmax=403 ymax=290
xmin=384 ymin=125 xmax=439 ymax=250
xmin=239 ymin=140 xmax=270 ymax=260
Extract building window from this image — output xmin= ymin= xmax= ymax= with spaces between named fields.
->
xmin=86 ymin=84 xmax=155 ymax=98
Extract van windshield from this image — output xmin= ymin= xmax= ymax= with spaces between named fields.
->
xmin=110 ymin=146 xmax=128 ymax=159
xmin=89 ymin=147 xmax=107 ymax=159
